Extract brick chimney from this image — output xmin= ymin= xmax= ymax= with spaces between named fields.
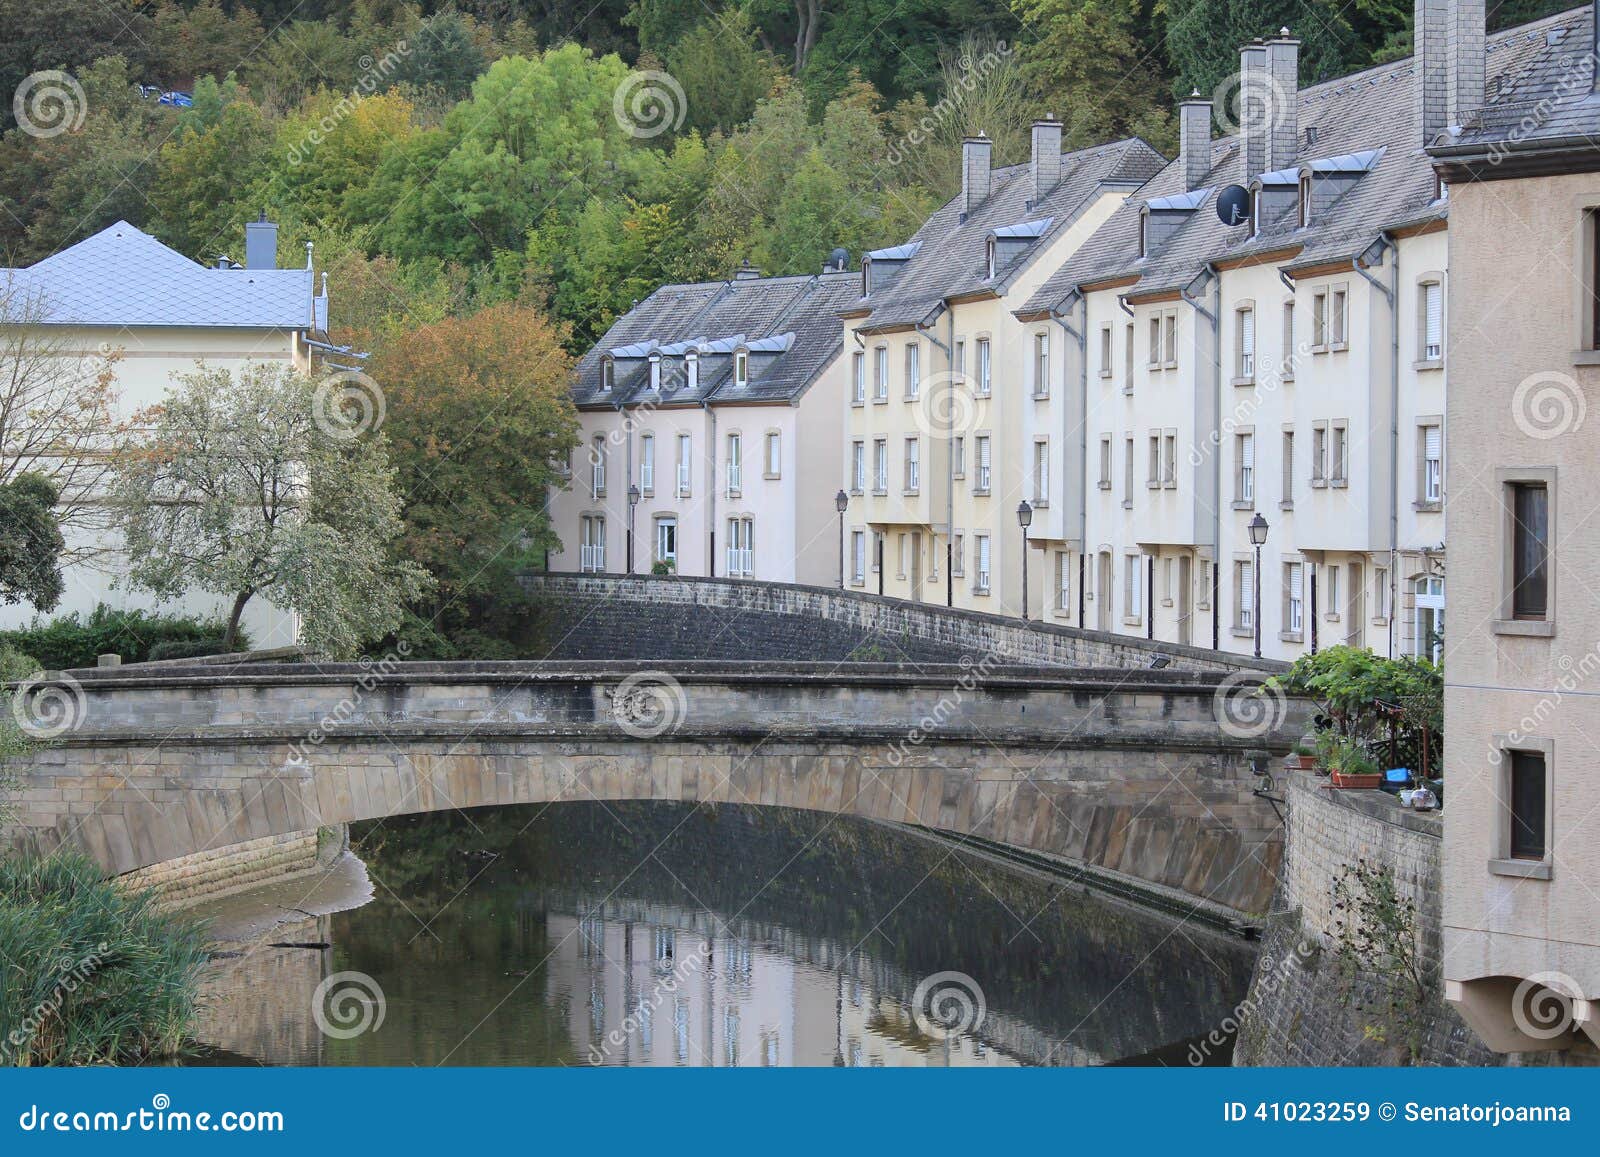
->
xmin=1239 ymin=40 xmax=1268 ymax=181
xmin=1179 ymin=91 xmax=1212 ymax=191
xmin=1030 ymin=116 xmax=1062 ymax=204
xmin=1265 ymin=30 xmax=1300 ymax=171
xmin=1416 ymin=0 xmax=1485 ymax=143
xmin=962 ymin=134 xmax=993 ymax=218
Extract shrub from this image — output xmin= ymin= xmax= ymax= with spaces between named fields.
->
xmin=0 ymin=605 xmax=247 ymax=670
xmin=0 ymin=852 xmax=209 ymax=1066
xmin=144 ymin=638 xmax=232 ymax=663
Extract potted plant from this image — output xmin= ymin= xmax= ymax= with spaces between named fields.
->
xmin=1284 ymin=740 xmax=1318 ymax=772
xmin=1330 ymin=749 xmax=1383 ymax=789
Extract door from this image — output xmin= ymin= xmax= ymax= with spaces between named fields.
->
xmin=1096 ymin=552 xmax=1112 ymax=631
xmin=655 ymin=517 xmax=677 ymax=568
xmin=1178 ymin=555 xmax=1193 ymax=645
xmin=909 ymin=532 xmax=923 ymax=602
xmin=1346 ymin=562 xmax=1363 ymax=647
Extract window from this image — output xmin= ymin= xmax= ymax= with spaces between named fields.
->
xmin=871 ymin=530 xmax=883 ymax=573
xmin=726 ymin=517 xmax=754 ymax=576
xmin=1589 ymin=208 xmax=1600 ymax=349
xmin=850 ymin=440 xmax=865 ymax=493
xmin=1284 ymin=561 xmax=1304 ymax=635
xmin=1312 ymin=291 xmax=1328 ymax=348
xmin=1124 ymin=554 xmax=1143 ymax=620
xmin=1033 ymin=332 xmax=1050 ymax=398
xmin=1099 ymin=435 xmax=1112 ymax=489
xmin=1162 ymin=310 xmax=1177 ymax=366
xmin=974 ymin=534 xmax=991 ymax=592
xmin=1123 ymin=436 xmax=1134 ymax=505
xmin=649 ymin=355 xmax=661 ymax=391
xmin=1420 ymin=423 xmax=1443 ymax=504
xmin=686 ymin=351 xmax=699 ymax=391
xmin=896 ymin=533 xmax=908 ymax=578
xmin=1147 ymin=433 xmax=1161 ymax=487
xmin=976 ymin=338 xmax=992 ymax=395
xmin=1138 ymin=212 xmax=1148 ymax=258
xmin=952 ymin=435 xmax=966 ymax=479
xmin=872 ymin=438 xmax=888 ymax=493
xmin=873 ymin=346 xmax=888 ymax=400
xmin=1055 ymin=551 xmax=1071 ymax=612
xmin=952 ymin=532 xmax=965 ymax=577
xmin=1330 ymin=421 xmax=1348 ymax=484
xmin=557 ymin=446 xmax=572 ymax=477
xmin=1510 ymin=481 xmax=1549 ymax=620
xmin=676 ymin=433 xmax=692 ymax=496
xmin=590 ymin=435 xmax=607 ymax=498
xmin=1237 ymin=306 xmax=1255 ymax=380
xmin=640 ymin=433 xmax=655 ymax=495
xmin=600 ymin=358 xmax=614 ymax=392
xmin=580 ymin=515 xmax=606 ymax=573
xmin=851 ymin=531 xmax=866 ymax=584
xmin=974 ymin=435 xmax=992 ymax=492
xmin=1509 ymin=751 xmax=1547 ymax=860
xmin=904 ymin=343 xmax=921 ymax=399
xmin=1148 ymin=316 xmax=1161 ymax=366
xmin=1420 ymin=280 xmax=1443 ymax=361
xmin=1281 ymin=301 xmax=1296 ymax=379
xmin=1123 ymin=324 xmax=1134 ymax=392
xmin=1326 ymin=565 xmax=1341 ymax=614
xmin=1330 ymin=288 xmax=1348 ymax=346
xmin=765 ymin=430 xmax=781 ymax=478
xmin=851 ymin=351 xmax=866 ymax=405
xmin=734 ymin=349 xmax=748 ymax=388
xmin=655 ymin=516 xmax=677 ymax=565
xmin=1311 ymin=421 xmax=1328 ymax=484
xmin=985 ymin=237 xmax=997 ymax=279
xmin=1281 ymin=430 xmax=1294 ymax=506
xmin=1298 ymin=173 xmax=1311 ymax=227
xmin=953 ymin=339 xmax=966 ymax=382
xmin=1033 ymin=440 xmax=1049 ymax=503
xmin=1099 ymin=325 xmax=1113 ymax=377
xmin=1163 ymin=432 xmax=1177 ymax=487
xmin=1374 ymin=566 xmax=1390 ymax=621
xmin=725 ymin=432 xmax=742 ymax=494
xmin=1414 ymin=575 xmax=1444 ymax=661
xmin=1237 ymin=432 xmax=1255 ymax=504
xmin=1235 ymin=559 xmax=1254 ymax=630
xmin=903 ymin=437 xmax=920 ymax=493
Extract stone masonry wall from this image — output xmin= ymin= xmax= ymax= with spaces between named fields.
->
xmin=521 ymin=574 xmax=1283 ymax=673
xmin=116 ymin=829 xmax=334 ymax=910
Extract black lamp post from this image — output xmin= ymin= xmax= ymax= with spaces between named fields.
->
xmin=1248 ymin=512 xmax=1269 ymax=659
xmin=1017 ymin=500 xmax=1033 ymax=621
xmin=627 ymin=483 xmax=640 ymax=574
xmin=834 ymin=489 xmax=849 ymax=589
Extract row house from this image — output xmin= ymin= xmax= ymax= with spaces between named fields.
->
xmin=0 ymin=218 xmax=329 ymax=646
xmin=1013 ymin=14 xmax=1521 ymax=661
xmin=1429 ymin=1 xmax=1600 ymax=1054
xmin=838 ymin=126 xmax=1165 ymax=611
xmin=547 ymin=265 xmax=856 ymax=584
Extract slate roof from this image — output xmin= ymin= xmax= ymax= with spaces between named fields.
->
xmin=0 ymin=221 xmax=321 ymax=330
xmin=572 ymin=270 xmax=861 ymax=410
xmin=847 ymin=137 xmax=1167 ymax=333
xmin=1019 ymin=6 xmax=1593 ymax=316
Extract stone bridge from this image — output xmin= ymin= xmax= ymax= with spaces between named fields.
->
xmin=6 ymin=658 xmax=1308 ymax=915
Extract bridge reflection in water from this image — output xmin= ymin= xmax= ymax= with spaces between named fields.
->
xmin=187 ymin=802 xmax=1255 ymax=1066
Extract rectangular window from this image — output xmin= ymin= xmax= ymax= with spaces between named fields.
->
xmin=1422 ymin=281 xmax=1443 ymax=360
xmin=726 ymin=517 xmax=754 ymax=576
xmin=872 ymin=438 xmax=888 ymax=493
xmin=1125 ymin=554 xmax=1143 ymax=619
xmin=1124 ymin=323 xmax=1134 ymax=391
xmin=954 ymin=339 xmax=966 ymax=382
xmin=1163 ymin=433 xmax=1176 ymax=487
xmin=871 ymin=530 xmax=883 ymax=573
xmin=904 ymin=343 xmax=920 ymax=399
xmin=590 ymin=435 xmax=607 ymax=498
xmin=1422 ymin=424 xmax=1442 ymax=503
xmin=1311 ymin=422 xmax=1328 ymax=483
xmin=851 ymin=350 xmax=866 ymax=404
xmin=1511 ymin=481 xmax=1550 ymax=619
xmin=897 ymin=533 xmax=908 ymax=578
xmin=1327 ymin=564 xmax=1341 ymax=613
xmin=1237 ymin=307 xmax=1255 ymax=379
xmin=1374 ymin=566 xmax=1390 ymax=621
xmin=655 ymin=517 xmax=677 ymax=565
xmin=873 ymin=346 xmax=888 ymax=400
xmin=1147 ymin=433 xmax=1161 ymax=486
xmin=1099 ymin=326 xmax=1113 ymax=378
xmin=640 ymin=433 xmax=655 ymax=495
xmin=1281 ymin=430 xmax=1294 ymax=505
xmin=1285 ymin=561 xmax=1304 ymax=633
xmin=1123 ymin=436 xmax=1134 ymax=503
xmin=734 ymin=350 xmax=748 ymax=387
xmin=975 ymin=435 xmax=992 ymax=492
xmin=1237 ymin=432 xmax=1255 ymax=503
xmin=1509 ymin=751 xmax=1547 ymax=860
xmin=1033 ymin=439 xmax=1049 ymax=503
xmin=976 ymin=338 xmax=992 ymax=395
xmin=1236 ymin=559 xmax=1254 ymax=629
xmin=903 ymin=437 xmax=920 ymax=493
xmin=1099 ymin=436 xmax=1113 ymax=487
xmin=1312 ymin=291 xmax=1328 ymax=347
xmin=974 ymin=535 xmax=991 ymax=592
xmin=1148 ymin=316 xmax=1161 ymax=366
xmin=1163 ymin=310 xmax=1177 ymax=366
xmin=1590 ymin=208 xmax=1600 ymax=349
xmin=952 ymin=532 xmax=965 ymax=577
xmin=1055 ymin=551 xmax=1070 ymax=611
xmin=676 ymin=433 xmax=692 ymax=496
xmin=580 ymin=515 xmax=606 ymax=573
xmin=1281 ymin=301 xmax=1296 ymax=378
xmin=1331 ymin=421 xmax=1348 ymax=483
xmin=686 ymin=354 xmax=698 ymax=391
xmin=765 ymin=431 xmax=781 ymax=478
xmin=952 ymin=435 xmax=966 ymax=479
xmin=851 ymin=440 xmax=865 ymax=493
xmin=1034 ymin=332 xmax=1050 ymax=397
xmin=1331 ymin=289 xmax=1348 ymax=345
xmin=725 ymin=432 xmax=742 ymax=494
xmin=851 ymin=531 xmax=866 ymax=584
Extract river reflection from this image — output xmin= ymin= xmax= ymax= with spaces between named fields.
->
xmin=189 ymin=802 xmax=1255 ymax=1066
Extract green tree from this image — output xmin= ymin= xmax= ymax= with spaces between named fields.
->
xmin=1011 ymin=0 xmax=1168 ymax=148
xmin=110 ymin=362 xmax=429 ymax=656
xmin=0 ymin=0 xmax=151 ymax=132
xmin=1160 ymin=0 xmax=1355 ymax=101
xmin=151 ymin=80 xmax=275 ymax=259
xmin=665 ymin=12 xmax=778 ymax=136
xmin=385 ymin=8 xmax=488 ymax=102
xmin=0 ymin=475 xmax=64 ymax=612
xmin=148 ymin=0 xmax=265 ymax=88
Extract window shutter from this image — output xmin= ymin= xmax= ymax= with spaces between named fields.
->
xmin=1241 ymin=434 xmax=1255 ymax=468
xmin=1241 ymin=309 xmax=1255 ymax=355
xmin=1424 ymin=425 xmax=1442 ymax=461
xmin=1238 ymin=561 xmax=1252 ymax=610
xmin=1424 ymin=283 xmax=1443 ymax=348
xmin=1290 ymin=564 xmax=1302 ymax=599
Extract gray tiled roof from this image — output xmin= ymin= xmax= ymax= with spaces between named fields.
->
xmin=1020 ymin=6 xmax=1592 ymax=316
xmin=571 ymin=270 xmax=861 ymax=411
xmin=848 ymin=137 xmax=1167 ymax=333
xmin=1 ymin=221 xmax=319 ymax=329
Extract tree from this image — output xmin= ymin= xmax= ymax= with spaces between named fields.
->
xmin=665 ymin=12 xmax=778 ymax=136
xmin=1011 ymin=0 xmax=1168 ymax=148
xmin=151 ymin=80 xmax=275 ymax=260
xmin=385 ymin=8 xmax=488 ymax=102
xmin=109 ymin=362 xmax=429 ymax=657
xmin=0 ymin=474 xmax=64 ymax=612
xmin=1160 ymin=0 xmax=1355 ymax=100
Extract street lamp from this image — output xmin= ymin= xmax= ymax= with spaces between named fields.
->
xmin=1017 ymin=500 xmax=1033 ymax=621
xmin=1247 ymin=512 xmax=1269 ymax=659
xmin=627 ymin=483 xmax=641 ymax=574
xmin=834 ymin=489 xmax=849 ymax=589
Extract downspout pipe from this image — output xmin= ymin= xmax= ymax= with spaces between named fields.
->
xmin=916 ymin=305 xmax=953 ymax=605
xmin=703 ymin=400 xmax=717 ymax=576
xmin=1352 ymin=234 xmax=1399 ymax=658
xmin=1049 ymin=289 xmax=1088 ymax=628
xmin=1180 ymin=263 xmax=1222 ymax=651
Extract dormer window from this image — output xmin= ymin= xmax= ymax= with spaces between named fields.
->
xmin=1298 ymin=174 xmax=1312 ymax=227
xmin=734 ymin=349 xmax=748 ymax=388
xmin=861 ymin=258 xmax=872 ymax=298
xmin=648 ymin=355 xmax=661 ymax=391
xmin=686 ymin=350 xmax=699 ymax=391
xmin=986 ymin=238 xmax=997 ymax=279
xmin=1138 ymin=212 xmax=1147 ymax=259
xmin=600 ymin=357 xmax=614 ymax=392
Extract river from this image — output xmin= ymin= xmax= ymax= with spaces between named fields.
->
xmin=184 ymin=802 xmax=1255 ymax=1067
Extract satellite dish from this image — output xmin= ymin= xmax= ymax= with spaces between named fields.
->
xmin=1217 ymin=184 xmax=1251 ymax=227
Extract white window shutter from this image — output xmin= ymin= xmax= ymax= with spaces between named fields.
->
xmin=1241 ymin=434 xmax=1255 ymax=468
xmin=1241 ymin=309 xmax=1255 ymax=355
xmin=1424 ymin=425 xmax=1442 ymax=460
xmin=1424 ymin=283 xmax=1443 ymax=348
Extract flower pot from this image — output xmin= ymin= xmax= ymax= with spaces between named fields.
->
xmin=1330 ymin=771 xmax=1383 ymax=789
xmin=1283 ymin=754 xmax=1317 ymax=771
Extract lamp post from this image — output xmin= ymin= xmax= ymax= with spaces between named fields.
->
xmin=834 ymin=489 xmax=849 ymax=589
xmin=1248 ymin=512 xmax=1269 ymax=659
xmin=627 ymin=483 xmax=640 ymax=574
xmin=1017 ymin=500 xmax=1033 ymax=621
